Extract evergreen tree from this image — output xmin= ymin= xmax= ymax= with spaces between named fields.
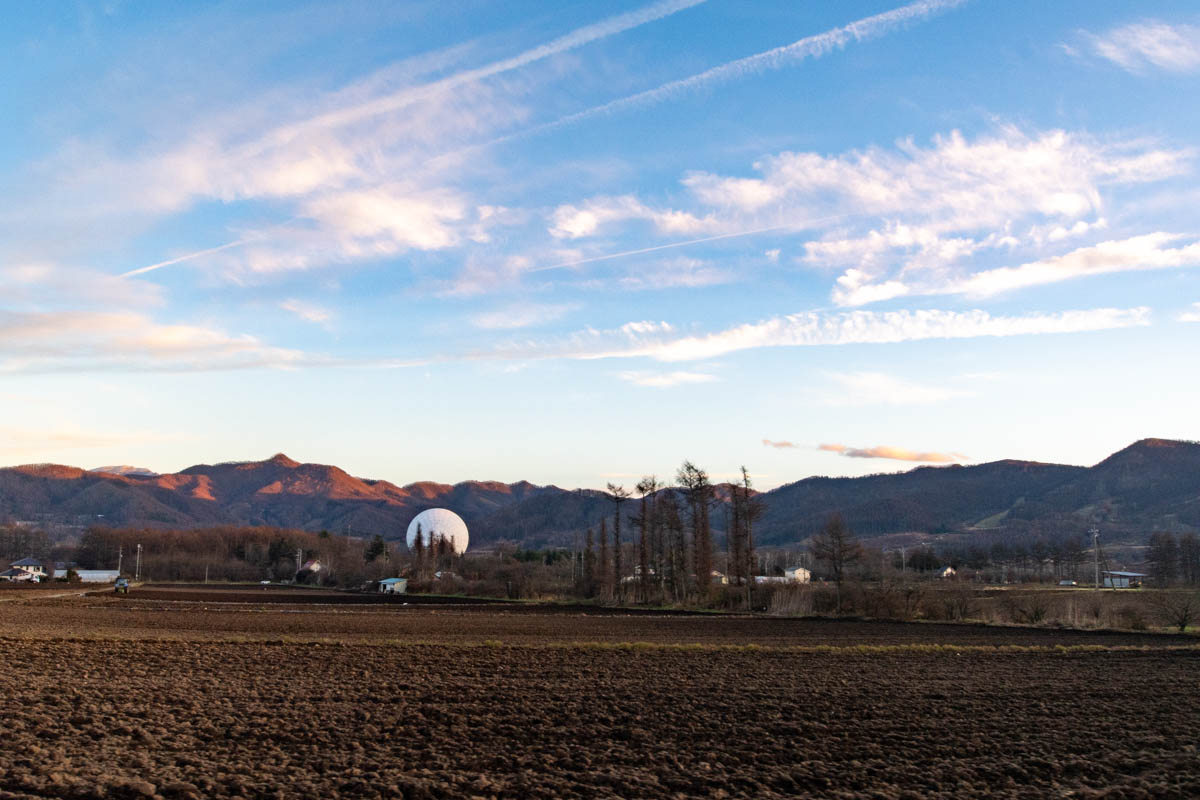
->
xmin=364 ymin=534 xmax=386 ymax=563
xmin=412 ymin=524 xmax=425 ymax=577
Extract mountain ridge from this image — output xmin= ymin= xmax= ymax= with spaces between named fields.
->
xmin=2 ymin=439 xmax=1198 ymax=546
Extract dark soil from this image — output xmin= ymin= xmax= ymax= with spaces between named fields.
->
xmin=1 ymin=593 xmax=1198 ymax=799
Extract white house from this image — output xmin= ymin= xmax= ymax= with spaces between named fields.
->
xmin=784 ymin=566 xmax=811 ymax=584
xmin=1 ymin=558 xmax=47 ymax=582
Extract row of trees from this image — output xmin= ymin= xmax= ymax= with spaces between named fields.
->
xmin=1146 ymin=532 xmax=1200 ymax=587
xmin=574 ymin=462 xmax=762 ymax=606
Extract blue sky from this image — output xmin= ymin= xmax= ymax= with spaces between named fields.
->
xmin=2 ymin=0 xmax=1199 ymax=489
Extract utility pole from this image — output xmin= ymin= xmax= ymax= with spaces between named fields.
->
xmin=135 ymin=543 xmax=142 ymax=582
xmin=117 ymin=545 xmax=123 ymax=576
xmin=1090 ymin=528 xmax=1100 ymax=590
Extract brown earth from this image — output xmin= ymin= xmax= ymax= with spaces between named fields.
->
xmin=1 ymin=589 xmax=1198 ymax=799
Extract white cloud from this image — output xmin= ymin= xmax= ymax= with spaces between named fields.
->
xmin=948 ymin=233 xmax=1200 ymax=298
xmin=0 ymin=310 xmax=311 ymax=373
xmin=471 ymin=303 xmax=574 ymax=330
xmin=818 ymin=443 xmax=967 ymax=463
xmin=280 ymin=299 xmax=333 ymax=325
xmin=27 ymin=1 xmax=707 ymax=278
xmin=0 ymin=427 xmax=172 ymax=453
xmin=1083 ymin=20 xmax=1200 ymax=74
xmin=618 ymin=257 xmax=734 ymax=290
xmin=549 ymin=195 xmax=713 ymax=239
xmin=1179 ymin=303 xmax=1200 ymax=323
xmin=2 ymin=263 xmax=163 ymax=308
xmin=487 ymin=306 xmax=1150 ymax=363
xmin=840 ymin=232 xmax=1200 ymax=304
xmin=822 ymin=371 xmax=971 ymax=405
xmin=548 ymin=127 xmax=1191 ymax=305
xmin=618 ymin=370 xmax=718 ymax=388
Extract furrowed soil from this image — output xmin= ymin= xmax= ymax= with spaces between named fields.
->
xmin=1 ymin=588 xmax=1198 ymax=799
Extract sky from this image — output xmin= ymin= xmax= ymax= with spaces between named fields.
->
xmin=2 ymin=0 xmax=1199 ymax=490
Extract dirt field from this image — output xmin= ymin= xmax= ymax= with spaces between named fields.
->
xmin=1 ymin=587 xmax=1198 ymax=799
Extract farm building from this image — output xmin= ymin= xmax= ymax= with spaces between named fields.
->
xmin=378 ymin=578 xmax=407 ymax=594
xmin=53 ymin=569 xmax=120 ymax=583
xmin=1103 ymin=570 xmax=1145 ymax=589
xmin=938 ymin=566 xmax=957 ymax=579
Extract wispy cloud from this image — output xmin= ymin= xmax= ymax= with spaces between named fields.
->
xmin=0 ymin=427 xmax=173 ymax=453
xmin=618 ymin=370 xmax=717 ymax=388
xmin=491 ymin=306 xmax=1150 ymax=363
xmin=471 ymin=302 xmax=574 ymax=330
xmin=762 ymin=439 xmax=800 ymax=449
xmin=839 ymin=233 xmax=1200 ymax=305
xmin=3 ymin=264 xmax=163 ymax=308
xmin=35 ymin=0 xmax=708 ymax=280
xmin=822 ymin=371 xmax=972 ymax=405
xmin=280 ymin=298 xmax=333 ymax=325
xmin=1081 ymin=20 xmax=1200 ymax=74
xmin=0 ymin=310 xmax=310 ymax=373
xmin=818 ymin=443 xmax=967 ymax=463
xmin=617 ymin=257 xmax=734 ymax=290
xmin=1179 ymin=302 xmax=1200 ymax=323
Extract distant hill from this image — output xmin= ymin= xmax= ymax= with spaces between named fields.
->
xmin=2 ymin=439 xmax=1198 ymax=547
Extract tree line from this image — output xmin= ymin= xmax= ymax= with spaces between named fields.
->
xmin=574 ymin=462 xmax=762 ymax=607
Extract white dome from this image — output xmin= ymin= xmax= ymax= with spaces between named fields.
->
xmin=406 ymin=508 xmax=469 ymax=554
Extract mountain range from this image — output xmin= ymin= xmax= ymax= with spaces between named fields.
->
xmin=2 ymin=439 xmax=1198 ymax=548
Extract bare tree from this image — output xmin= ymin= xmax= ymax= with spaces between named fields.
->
xmin=809 ymin=512 xmax=862 ymax=613
xmin=659 ymin=490 xmax=687 ymax=602
xmin=676 ymin=461 xmax=714 ymax=601
xmin=582 ymin=527 xmax=596 ymax=598
xmin=607 ymin=483 xmax=631 ymax=603
xmin=597 ymin=517 xmax=611 ymax=600
xmin=634 ymin=476 xmax=662 ymax=603
xmin=1150 ymin=591 xmax=1198 ymax=632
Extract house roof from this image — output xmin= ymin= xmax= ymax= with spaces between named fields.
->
xmin=379 ymin=577 xmax=406 ymax=584
xmin=11 ymin=557 xmax=44 ymax=567
xmin=1104 ymin=570 xmax=1146 ymax=577
xmin=0 ymin=568 xmax=33 ymax=578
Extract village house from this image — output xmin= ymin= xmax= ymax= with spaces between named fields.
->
xmin=0 ymin=557 xmax=48 ymax=582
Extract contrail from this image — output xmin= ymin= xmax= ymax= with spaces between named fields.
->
xmin=120 ymin=239 xmax=250 ymax=278
xmin=514 ymin=0 xmax=968 ymax=137
xmin=267 ymin=0 xmax=707 ymax=142
xmin=529 ymin=215 xmax=851 ymax=273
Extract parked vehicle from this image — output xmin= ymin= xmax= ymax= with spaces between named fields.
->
xmin=114 ymin=577 xmax=130 ymax=594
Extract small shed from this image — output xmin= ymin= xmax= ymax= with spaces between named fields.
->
xmin=1103 ymin=570 xmax=1145 ymax=589
xmin=378 ymin=577 xmax=407 ymax=595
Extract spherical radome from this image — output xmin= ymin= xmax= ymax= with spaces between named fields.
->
xmin=406 ymin=508 xmax=469 ymax=554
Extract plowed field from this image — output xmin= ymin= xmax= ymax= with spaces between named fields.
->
xmin=1 ymin=588 xmax=1197 ymax=799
